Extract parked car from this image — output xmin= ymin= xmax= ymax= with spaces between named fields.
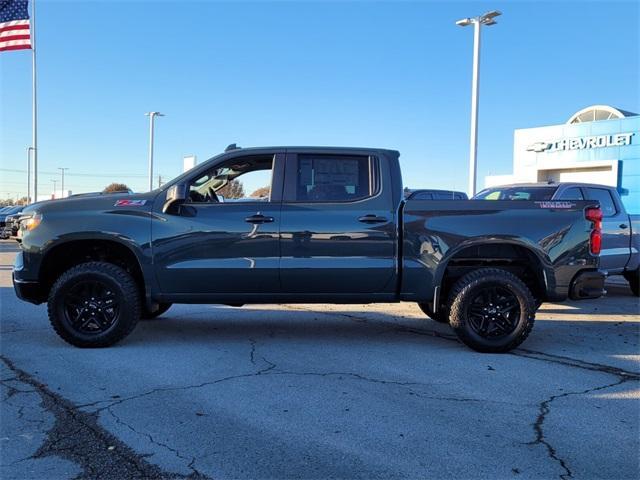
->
xmin=474 ymin=182 xmax=639 ymax=295
xmin=13 ymin=146 xmax=605 ymax=351
xmin=0 ymin=205 xmax=23 ymax=239
xmin=405 ymin=189 xmax=468 ymax=200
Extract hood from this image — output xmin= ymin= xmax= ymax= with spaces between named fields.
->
xmin=23 ymin=191 xmax=160 ymax=215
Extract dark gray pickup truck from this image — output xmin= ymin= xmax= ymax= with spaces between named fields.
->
xmin=13 ymin=146 xmax=605 ymax=352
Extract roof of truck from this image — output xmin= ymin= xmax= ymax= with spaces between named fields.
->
xmin=481 ymin=182 xmax=617 ymax=190
xmin=221 ymin=145 xmax=401 ymax=155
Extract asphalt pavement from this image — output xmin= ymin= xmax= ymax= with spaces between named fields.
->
xmin=1 ymin=239 xmax=638 ymax=479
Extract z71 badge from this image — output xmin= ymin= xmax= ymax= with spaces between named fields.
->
xmin=114 ymin=199 xmax=147 ymax=207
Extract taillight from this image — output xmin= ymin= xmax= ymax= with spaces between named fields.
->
xmin=585 ymin=207 xmax=602 ymax=255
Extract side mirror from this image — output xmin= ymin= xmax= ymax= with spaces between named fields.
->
xmin=162 ymin=183 xmax=187 ymax=213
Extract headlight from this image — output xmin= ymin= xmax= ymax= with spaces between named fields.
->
xmin=21 ymin=213 xmax=43 ymax=231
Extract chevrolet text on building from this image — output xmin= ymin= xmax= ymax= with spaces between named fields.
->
xmin=527 ymin=132 xmax=635 ymax=153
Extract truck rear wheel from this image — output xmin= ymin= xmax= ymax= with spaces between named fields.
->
xmin=47 ymin=262 xmax=141 ymax=348
xmin=417 ymin=303 xmax=449 ymax=323
xmin=447 ymin=268 xmax=536 ymax=353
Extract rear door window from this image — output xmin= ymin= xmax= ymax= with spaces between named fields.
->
xmin=474 ymin=187 xmax=556 ymax=200
xmin=556 ymin=187 xmax=584 ymax=200
xmin=293 ymin=155 xmax=377 ymax=202
xmin=585 ymin=188 xmax=617 ymax=217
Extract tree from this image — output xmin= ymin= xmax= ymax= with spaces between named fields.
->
xmin=218 ymin=180 xmax=244 ymax=199
xmin=250 ymin=185 xmax=270 ymax=198
xmin=103 ymin=183 xmax=131 ymax=193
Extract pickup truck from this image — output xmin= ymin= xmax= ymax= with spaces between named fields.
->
xmin=474 ymin=182 xmax=639 ymax=296
xmin=13 ymin=146 xmax=606 ymax=352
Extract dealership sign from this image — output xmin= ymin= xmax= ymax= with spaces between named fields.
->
xmin=527 ymin=132 xmax=635 ymax=153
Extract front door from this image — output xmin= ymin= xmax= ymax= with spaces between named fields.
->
xmin=279 ymin=152 xmax=397 ymax=295
xmin=152 ymin=153 xmax=284 ymax=295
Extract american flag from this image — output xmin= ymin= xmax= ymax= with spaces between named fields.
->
xmin=0 ymin=0 xmax=31 ymax=52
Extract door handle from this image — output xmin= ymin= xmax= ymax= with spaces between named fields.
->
xmin=619 ymin=223 xmax=628 ymax=229
xmin=358 ymin=214 xmax=388 ymax=224
xmin=245 ymin=214 xmax=274 ymax=224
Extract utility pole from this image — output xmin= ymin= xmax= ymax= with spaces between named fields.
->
xmin=158 ymin=174 xmax=163 ymax=189
xmin=455 ymin=10 xmax=501 ymax=197
xmin=51 ymin=179 xmax=58 ymax=199
xmin=145 ymin=112 xmax=165 ymax=191
xmin=27 ymin=147 xmax=35 ymax=204
xmin=58 ymin=167 xmax=69 ymax=198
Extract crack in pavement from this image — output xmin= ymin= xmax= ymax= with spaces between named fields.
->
xmin=0 ymin=355 xmax=210 ymax=480
xmin=280 ymin=304 xmax=640 ymax=479
xmin=106 ymin=408 xmax=207 ymax=479
xmin=528 ymin=377 xmax=633 ymax=480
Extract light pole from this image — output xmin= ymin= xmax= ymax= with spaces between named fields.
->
xmin=58 ymin=167 xmax=69 ymax=198
xmin=145 ymin=112 xmax=164 ymax=191
xmin=27 ymin=147 xmax=35 ymax=204
xmin=456 ymin=10 xmax=501 ymax=197
xmin=51 ymin=179 xmax=58 ymax=199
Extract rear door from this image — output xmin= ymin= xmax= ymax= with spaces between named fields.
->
xmin=279 ymin=151 xmax=397 ymax=295
xmin=583 ymin=187 xmax=630 ymax=272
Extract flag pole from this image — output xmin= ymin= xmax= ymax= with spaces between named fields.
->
xmin=31 ymin=0 xmax=37 ymax=203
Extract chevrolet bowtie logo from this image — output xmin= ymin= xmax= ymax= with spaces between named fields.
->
xmin=526 ymin=141 xmax=552 ymax=153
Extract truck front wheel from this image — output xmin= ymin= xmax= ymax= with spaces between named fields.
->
xmin=447 ymin=268 xmax=536 ymax=353
xmin=47 ymin=262 xmax=141 ymax=348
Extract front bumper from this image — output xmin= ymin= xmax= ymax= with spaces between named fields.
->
xmin=12 ymin=251 xmax=45 ymax=304
xmin=13 ymin=274 xmax=45 ymax=304
xmin=569 ymin=269 xmax=607 ymax=300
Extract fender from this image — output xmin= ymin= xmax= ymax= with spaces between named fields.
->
xmin=431 ymin=236 xmax=556 ymax=299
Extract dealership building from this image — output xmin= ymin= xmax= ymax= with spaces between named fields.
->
xmin=485 ymin=105 xmax=640 ymax=214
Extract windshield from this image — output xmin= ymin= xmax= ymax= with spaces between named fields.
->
xmin=474 ymin=186 xmax=557 ymax=201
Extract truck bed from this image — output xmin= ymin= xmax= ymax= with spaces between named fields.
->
xmin=401 ymin=199 xmax=600 ymax=302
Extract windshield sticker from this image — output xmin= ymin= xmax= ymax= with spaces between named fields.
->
xmin=114 ymin=199 xmax=147 ymax=207
xmin=535 ymin=201 xmax=575 ymax=209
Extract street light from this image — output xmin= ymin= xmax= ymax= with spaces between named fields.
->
xmin=145 ymin=112 xmax=165 ymax=191
xmin=456 ymin=10 xmax=501 ymax=197
xmin=58 ymin=167 xmax=69 ymax=198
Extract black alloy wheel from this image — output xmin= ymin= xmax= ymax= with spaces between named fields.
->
xmin=62 ymin=280 xmax=119 ymax=334
xmin=466 ymin=286 xmax=520 ymax=339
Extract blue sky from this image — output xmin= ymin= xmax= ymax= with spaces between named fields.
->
xmin=1 ymin=0 xmax=639 ymax=198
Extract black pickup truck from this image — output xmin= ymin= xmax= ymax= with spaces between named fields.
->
xmin=13 ymin=146 xmax=605 ymax=352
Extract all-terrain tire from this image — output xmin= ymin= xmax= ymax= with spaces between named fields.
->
xmin=47 ymin=262 xmax=141 ymax=348
xmin=624 ymin=270 xmax=640 ymax=297
xmin=417 ymin=303 xmax=449 ymax=323
xmin=447 ymin=268 xmax=536 ymax=353
xmin=141 ymin=303 xmax=172 ymax=320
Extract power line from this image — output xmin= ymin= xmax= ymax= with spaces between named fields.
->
xmin=0 ymin=168 xmax=153 ymax=178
